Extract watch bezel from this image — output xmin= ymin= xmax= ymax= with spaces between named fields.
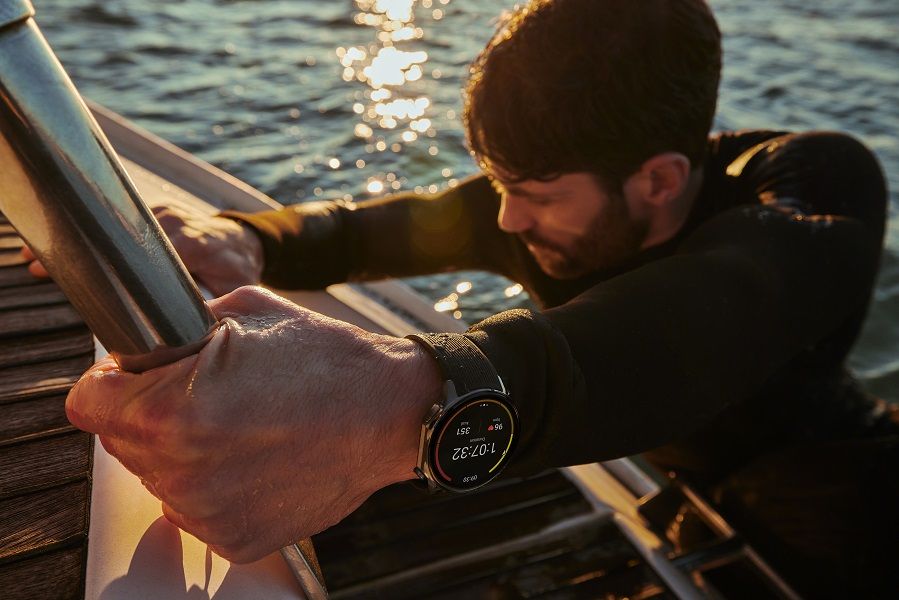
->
xmin=418 ymin=385 xmax=519 ymax=493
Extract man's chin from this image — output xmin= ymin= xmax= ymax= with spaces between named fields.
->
xmin=530 ymin=248 xmax=586 ymax=280
xmin=539 ymin=263 xmax=588 ymax=280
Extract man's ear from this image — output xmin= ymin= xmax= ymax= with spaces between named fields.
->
xmin=637 ymin=152 xmax=692 ymax=208
xmin=641 ymin=152 xmax=691 ymax=206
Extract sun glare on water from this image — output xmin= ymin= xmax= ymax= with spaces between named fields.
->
xmin=341 ymin=0 xmax=443 ymax=167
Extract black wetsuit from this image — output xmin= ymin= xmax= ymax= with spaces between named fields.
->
xmin=225 ymin=130 xmax=896 ymax=597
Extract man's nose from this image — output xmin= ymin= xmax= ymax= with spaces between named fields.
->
xmin=498 ymin=195 xmax=534 ymax=234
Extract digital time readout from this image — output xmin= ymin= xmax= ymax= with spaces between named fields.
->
xmin=451 ymin=442 xmax=497 ymax=461
xmin=432 ymin=398 xmax=515 ymax=490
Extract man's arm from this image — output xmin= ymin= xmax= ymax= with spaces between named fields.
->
xmin=220 ymin=174 xmax=512 ymax=289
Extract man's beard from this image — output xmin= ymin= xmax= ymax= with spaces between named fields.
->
xmin=519 ymin=198 xmax=649 ymax=279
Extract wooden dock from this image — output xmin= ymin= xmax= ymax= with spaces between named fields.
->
xmin=0 ymin=212 xmax=95 ymax=599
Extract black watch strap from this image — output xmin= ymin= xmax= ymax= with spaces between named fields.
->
xmin=406 ymin=333 xmax=503 ymax=396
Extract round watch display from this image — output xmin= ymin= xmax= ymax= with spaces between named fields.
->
xmin=430 ymin=394 xmax=516 ymax=491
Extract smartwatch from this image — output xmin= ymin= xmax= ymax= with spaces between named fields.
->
xmin=407 ymin=333 xmax=519 ymax=493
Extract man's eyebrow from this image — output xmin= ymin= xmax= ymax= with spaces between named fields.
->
xmin=502 ymin=183 xmax=530 ymax=195
xmin=488 ymin=175 xmax=571 ymax=198
xmin=490 ymin=179 xmax=535 ymax=196
xmin=505 ymin=183 xmax=572 ymax=199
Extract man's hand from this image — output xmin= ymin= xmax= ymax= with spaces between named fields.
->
xmin=152 ymin=205 xmax=264 ymax=296
xmin=20 ymin=245 xmax=48 ymax=278
xmin=66 ymin=286 xmax=442 ymax=563
xmin=20 ymin=205 xmax=264 ymax=296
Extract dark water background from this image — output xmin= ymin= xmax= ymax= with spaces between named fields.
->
xmin=32 ymin=0 xmax=898 ymax=401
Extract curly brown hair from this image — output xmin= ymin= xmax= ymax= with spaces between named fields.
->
xmin=464 ymin=0 xmax=721 ymax=192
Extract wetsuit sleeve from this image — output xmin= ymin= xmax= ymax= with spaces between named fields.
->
xmin=464 ymin=132 xmax=887 ymax=474
xmin=220 ymin=175 xmax=511 ymax=289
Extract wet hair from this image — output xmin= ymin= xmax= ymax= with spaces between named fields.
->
xmin=464 ymin=0 xmax=721 ymax=191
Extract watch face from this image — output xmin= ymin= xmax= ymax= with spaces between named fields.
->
xmin=431 ymin=396 xmax=516 ymax=491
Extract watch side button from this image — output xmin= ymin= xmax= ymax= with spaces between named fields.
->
xmin=424 ymin=403 xmax=442 ymax=425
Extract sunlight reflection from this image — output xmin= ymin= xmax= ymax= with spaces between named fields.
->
xmin=366 ymin=178 xmax=385 ymax=194
xmin=434 ymin=293 xmax=459 ymax=312
xmin=340 ymin=0 xmax=446 ymax=194
xmin=374 ymin=0 xmax=415 ymax=21
xmin=504 ymin=283 xmax=524 ymax=298
xmin=457 ymin=283 xmax=473 ymax=296
xmin=363 ymin=47 xmax=429 ymax=88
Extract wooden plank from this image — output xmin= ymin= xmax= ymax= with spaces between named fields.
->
xmin=424 ymin=558 xmax=661 ymax=600
xmin=318 ymin=471 xmax=583 ymax=541
xmin=0 ymin=354 xmax=94 ymax=404
xmin=0 ymin=479 xmax=90 ymax=563
xmin=0 ymin=212 xmax=92 ymax=598
xmin=0 ymin=235 xmax=23 ymax=250
xmin=314 ymin=473 xmax=594 ymax=589
xmin=0 ymin=282 xmax=68 ymax=311
xmin=319 ymin=496 xmax=594 ymax=589
xmin=0 ymin=328 xmax=94 ymax=369
xmin=0 ymin=432 xmax=93 ymax=500
xmin=0 ymin=249 xmax=27 ymax=268
xmin=0 ymin=303 xmax=84 ymax=338
xmin=0 ymin=394 xmax=72 ymax=446
xmin=0 ymin=542 xmax=86 ymax=600
xmin=0 ymin=266 xmax=39 ymax=288
xmin=331 ymin=517 xmax=647 ymax=600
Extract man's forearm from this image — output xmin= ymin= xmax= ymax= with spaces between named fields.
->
xmin=221 ymin=200 xmax=351 ymax=289
xmin=220 ymin=174 xmax=512 ymax=290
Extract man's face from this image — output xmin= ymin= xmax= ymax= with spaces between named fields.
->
xmin=491 ymin=171 xmax=649 ymax=279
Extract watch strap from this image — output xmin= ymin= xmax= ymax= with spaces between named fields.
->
xmin=406 ymin=333 xmax=503 ymax=396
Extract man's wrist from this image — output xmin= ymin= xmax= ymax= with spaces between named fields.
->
xmin=237 ymin=223 xmax=265 ymax=281
xmin=374 ymin=336 xmax=443 ymax=487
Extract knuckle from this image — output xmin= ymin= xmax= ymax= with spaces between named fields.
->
xmin=228 ymin=284 xmax=264 ymax=303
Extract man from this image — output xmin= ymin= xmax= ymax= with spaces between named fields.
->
xmin=52 ymin=0 xmax=896 ymax=596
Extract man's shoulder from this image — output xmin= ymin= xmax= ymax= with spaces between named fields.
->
xmin=700 ymin=129 xmax=886 ymax=229
xmin=708 ymin=128 xmax=880 ymax=168
xmin=709 ymin=128 xmax=790 ymax=146
xmin=707 ymin=128 xmax=790 ymax=158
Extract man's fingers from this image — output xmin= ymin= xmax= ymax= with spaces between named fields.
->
xmin=162 ymin=503 xmax=245 ymax=548
xmin=66 ymin=356 xmax=125 ymax=433
xmin=27 ymin=259 xmax=49 ymax=278
xmin=66 ymin=353 xmax=197 ymax=438
xmin=99 ymin=434 xmax=164 ymax=498
xmin=21 ymin=246 xmax=50 ymax=278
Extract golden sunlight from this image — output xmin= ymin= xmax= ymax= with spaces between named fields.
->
xmin=343 ymin=0 xmax=441 ymax=163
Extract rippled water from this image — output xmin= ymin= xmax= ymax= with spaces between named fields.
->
xmin=32 ymin=0 xmax=899 ymax=400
